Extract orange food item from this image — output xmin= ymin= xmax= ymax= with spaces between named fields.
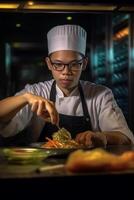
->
xmin=41 ymin=137 xmax=64 ymax=148
xmin=65 ymin=148 xmax=134 ymax=172
xmin=41 ymin=137 xmax=82 ymax=149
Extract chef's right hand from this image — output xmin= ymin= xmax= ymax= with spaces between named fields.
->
xmin=23 ymin=92 xmax=59 ymax=126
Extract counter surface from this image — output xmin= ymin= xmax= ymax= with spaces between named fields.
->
xmin=0 ymin=145 xmax=134 ymax=198
xmin=0 ymin=144 xmax=134 ymax=179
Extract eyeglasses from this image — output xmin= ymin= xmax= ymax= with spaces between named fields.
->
xmin=49 ymin=57 xmax=84 ymax=71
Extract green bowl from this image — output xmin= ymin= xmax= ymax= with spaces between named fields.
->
xmin=1 ymin=148 xmax=51 ymax=164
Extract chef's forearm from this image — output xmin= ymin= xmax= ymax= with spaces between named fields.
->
xmin=103 ymin=131 xmax=131 ymax=145
xmin=0 ymin=93 xmax=28 ymax=123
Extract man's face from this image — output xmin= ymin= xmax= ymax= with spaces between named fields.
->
xmin=46 ymin=50 xmax=87 ymax=91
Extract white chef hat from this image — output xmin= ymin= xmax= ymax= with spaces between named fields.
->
xmin=47 ymin=24 xmax=87 ymax=56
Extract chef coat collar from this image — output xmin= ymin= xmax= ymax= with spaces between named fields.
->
xmin=55 ymin=81 xmax=79 ymax=98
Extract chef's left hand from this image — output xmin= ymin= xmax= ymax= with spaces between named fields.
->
xmin=75 ymin=131 xmax=107 ymax=147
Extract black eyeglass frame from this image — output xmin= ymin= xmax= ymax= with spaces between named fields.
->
xmin=48 ymin=57 xmax=85 ymax=71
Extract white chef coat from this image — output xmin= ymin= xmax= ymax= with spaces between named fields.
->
xmin=0 ymin=79 xmax=134 ymax=143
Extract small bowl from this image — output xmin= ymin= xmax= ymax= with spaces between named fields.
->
xmin=0 ymin=147 xmax=51 ymax=164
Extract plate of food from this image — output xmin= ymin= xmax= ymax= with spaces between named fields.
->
xmin=0 ymin=147 xmax=52 ymax=164
xmin=30 ymin=128 xmax=94 ymax=157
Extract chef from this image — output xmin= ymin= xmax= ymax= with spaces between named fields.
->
xmin=0 ymin=24 xmax=134 ymax=146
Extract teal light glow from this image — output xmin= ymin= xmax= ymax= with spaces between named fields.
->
xmin=5 ymin=43 xmax=11 ymax=76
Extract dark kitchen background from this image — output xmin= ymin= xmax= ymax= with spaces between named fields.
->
xmin=0 ymin=1 xmax=134 ymax=133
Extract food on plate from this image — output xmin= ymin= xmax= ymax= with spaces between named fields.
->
xmin=65 ymin=148 xmax=134 ymax=172
xmin=41 ymin=128 xmax=83 ymax=148
xmin=52 ymin=128 xmax=71 ymax=142
xmin=42 ymin=137 xmax=80 ymax=148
